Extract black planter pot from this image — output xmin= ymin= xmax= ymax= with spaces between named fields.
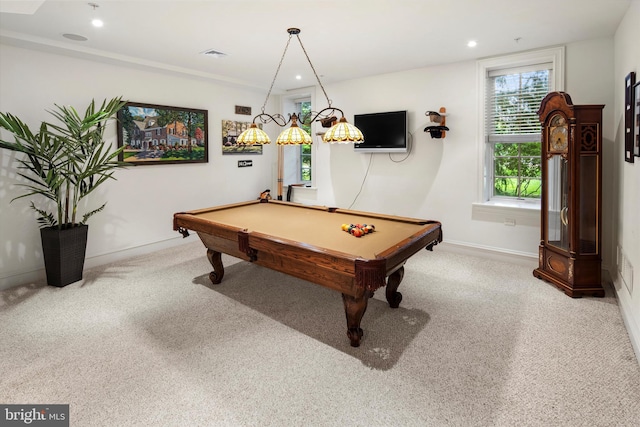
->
xmin=40 ymin=224 xmax=88 ymax=287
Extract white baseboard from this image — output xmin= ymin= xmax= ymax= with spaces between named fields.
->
xmin=84 ymin=236 xmax=192 ymax=269
xmin=0 ymin=237 xmax=537 ymax=290
xmin=0 ymin=268 xmax=47 ymax=291
xmin=0 ymin=236 xmax=193 ymax=291
xmin=610 ymin=271 xmax=640 ymax=365
xmin=437 ymin=239 xmax=538 ymax=267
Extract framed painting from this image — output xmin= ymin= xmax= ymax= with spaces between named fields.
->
xmin=117 ymin=102 xmax=208 ymax=165
xmin=624 ymin=72 xmax=635 ymax=163
xmin=222 ymin=120 xmax=263 ymax=155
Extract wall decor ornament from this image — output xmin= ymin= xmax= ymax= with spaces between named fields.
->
xmin=117 ymin=102 xmax=208 ymax=165
xmin=423 ymin=107 xmax=449 ymax=139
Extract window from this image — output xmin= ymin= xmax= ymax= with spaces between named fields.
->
xmin=281 ymin=93 xmax=314 ymax=186
xmin=488 ymin=67 xmax=549 ymax=199
xmin=477 ymin=47 xmax=564 ymax=205
xmin=297 ymin=100 xmax=312 ymax=183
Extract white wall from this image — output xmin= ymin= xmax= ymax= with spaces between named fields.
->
xmin=565 ymin=37 xmax=617 ymax=269
xmin=0 ymin=44 xmax=277 ymax=288
xmin=613 ymin=0 xmax=640 ymax=360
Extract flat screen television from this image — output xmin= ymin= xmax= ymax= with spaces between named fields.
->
xmin=353 ymin=110 xmax=408 ymax=153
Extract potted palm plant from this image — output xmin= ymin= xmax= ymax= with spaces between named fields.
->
xmin=0 ymin=97 xmax=128 ymax=287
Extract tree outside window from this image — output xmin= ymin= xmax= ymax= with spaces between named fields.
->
xmin=298 ymin=101 xmax=312 ymax=183
xmin=488 ymin=69 xmax=549 ymax=199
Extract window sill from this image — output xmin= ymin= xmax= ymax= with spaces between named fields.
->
xmin=472 ymin=200 xmax=540 ymax=227
xmin=288 ymin=185 xmax=317 ymax=205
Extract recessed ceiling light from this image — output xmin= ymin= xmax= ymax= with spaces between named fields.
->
xmin=295 ymin=75 xmax=302 ymax=80
xmin=467 ymin=40 xmax=477 ymax=48
xmin=89 ymin=3 xmax=102 ymax=28
xmin=63 ymin=33 xmax=88 ymax=41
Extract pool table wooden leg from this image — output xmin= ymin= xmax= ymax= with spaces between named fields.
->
xmin=206 ymin=249 xmax=225 ymax=284
xmin=385 ymin=266 xmax=404 ymax=308
xmin=341 ymin=293 xmax=369 ymax=347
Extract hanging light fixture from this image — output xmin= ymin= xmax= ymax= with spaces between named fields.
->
xmin=275 ymin=113 xmax=312 ymax=145
xmin=237 ymin=28 xmax=364 ymax=146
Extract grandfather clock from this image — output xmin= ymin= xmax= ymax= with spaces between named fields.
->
xmin=533 ymin=92 xmax=605 ymax=297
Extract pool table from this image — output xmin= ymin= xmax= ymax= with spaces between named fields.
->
xmin=173 ymin=200 xmax=442 ymax=347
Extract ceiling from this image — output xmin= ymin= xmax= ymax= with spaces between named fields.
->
xmin=0 ymin=0 xmax=632 ymax=93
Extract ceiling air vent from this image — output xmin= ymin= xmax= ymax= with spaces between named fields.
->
xmin=201 ymin=49 xmax=227 ymax=58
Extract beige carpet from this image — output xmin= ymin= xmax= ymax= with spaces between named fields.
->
xmin=1 ymin=240 xmax=639 ymax=426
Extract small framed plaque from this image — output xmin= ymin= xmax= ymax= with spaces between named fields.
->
xmin=235 ymin=105 xmax=252 ymax=115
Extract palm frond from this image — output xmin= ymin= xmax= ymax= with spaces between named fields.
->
xmin=81 ymin=203 xmax=106 ymax=224
xmin=29 ymin=202 xmax=57 ymax=228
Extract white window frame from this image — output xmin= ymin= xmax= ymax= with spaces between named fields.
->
xmin=295 ymin=99 xmax=313 ymax=184
xmin=473 ymin=46 xmax=564 ymax=223
xmin=280 ymin=90 xmax=316 ymax=187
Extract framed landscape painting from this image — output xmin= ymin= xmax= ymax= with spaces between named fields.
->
xmin=117 ymin=102 xmax=208 ymax=165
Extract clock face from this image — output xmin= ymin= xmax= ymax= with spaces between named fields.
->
xmin=549 ymin=114 xmax=568 ymax=152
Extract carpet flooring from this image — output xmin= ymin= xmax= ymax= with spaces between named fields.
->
xmin=1 ymin=240 xmax=639 ymax=426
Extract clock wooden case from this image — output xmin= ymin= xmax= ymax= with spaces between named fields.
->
xmin=533 ymin=92 xmax=605 ymax=297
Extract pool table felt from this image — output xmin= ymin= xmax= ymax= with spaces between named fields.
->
xmin=188 ymin=202 xmax=434 ymax=260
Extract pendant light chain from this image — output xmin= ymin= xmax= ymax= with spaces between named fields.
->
xmin=235 ymin=27 xmax=363 ymax=149
xmin=294 ymin=33 xmax=332 ymax=107
xmin=260 ymin=33 xmax=294 ymax=114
